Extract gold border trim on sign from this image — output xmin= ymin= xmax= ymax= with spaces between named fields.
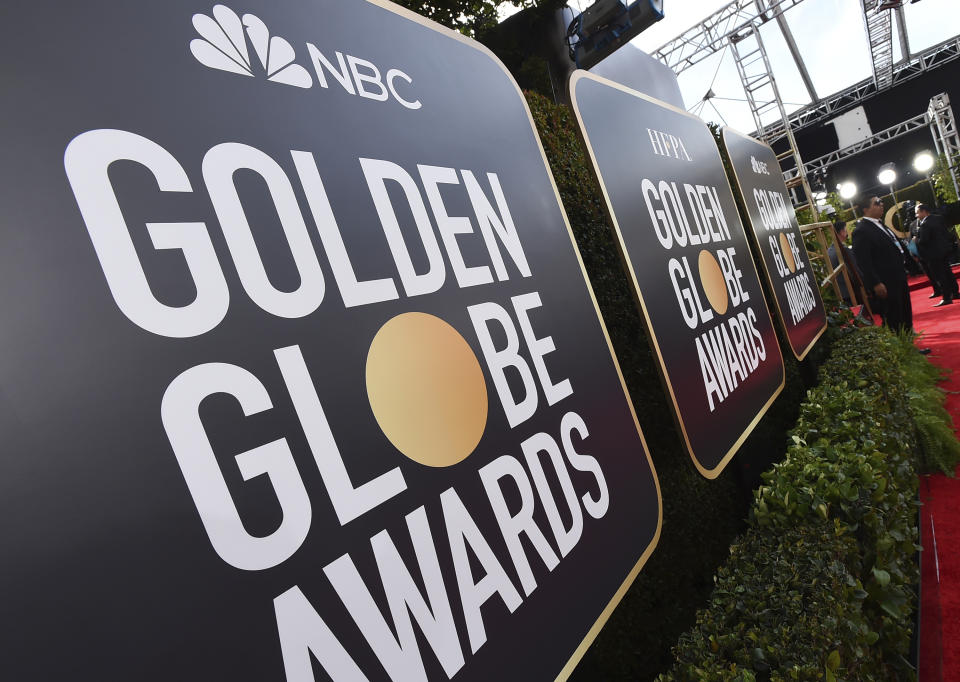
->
xmin=568 ymin=70 xmax=786 ymax=481
xmin=720 ymin=126 xmax=828 ymax=362
xmin=362 ymin=4 xmax=663 ymax=680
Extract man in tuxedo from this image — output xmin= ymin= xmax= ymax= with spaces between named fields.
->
xmin=916 ymin=202 xmax=959 ymax=307
xmin=908 ymin=202 xmax=942 ymax=298
xmin=851 ymin=195 xmax=912 ymax=332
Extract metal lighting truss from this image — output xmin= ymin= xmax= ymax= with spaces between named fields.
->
xmin=797 ymin=92 xmax=960 ymax=199
xmin=802 ymin=112 xmax=929 ymax=176
xmin=651 ymin=0 xmax=960 ymax=208
xmin=653 ymin=0 xmax=917 ymax=100
xmin=728 ymin=22 xmax=815 ymax=214
xmin=729 ymin=25 xmax=784 ymax=145
xmin=928 ymin=93 xmax=960 ymax=196
xmin=779 ymin=34 xmax=960 ymax=136
xmin=893 ymin=3 xmax=910 ymax=64
xmin=862 ymin=0 xmax=894 ymax=90
xmin=706 ymin=3 xmax=817 ymax=212
xmin=652 ymin=0 xmax=960 ymax=140
xmin=652 ymin=0 xmax=809 ymax=75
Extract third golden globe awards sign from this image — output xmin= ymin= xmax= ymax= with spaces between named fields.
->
xmin=0 ymin=2 xmax=660 ymax=679
xmin=569 ymin=72 xmax=784 ymax=478
xmin=721 ymin=128 xmax=827 ymax=359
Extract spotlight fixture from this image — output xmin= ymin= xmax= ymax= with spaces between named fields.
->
xmin=567 ymin=0 xmax=665 ymax=69
xmin=877 ymin=163 xmax=897 ymax=185
xmin=913 ymin=151 xmax=934 ymax=173
xmin=838 ymin=181 xmax=857 ymax=200
xmin=875 ymin=0 xmax=902 ymax=9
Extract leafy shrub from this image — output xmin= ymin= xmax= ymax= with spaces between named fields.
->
xmin=753 ymin=328 xmax=918 ymax=673
xmin=891 ymin=332 xmax=960 ymax=475
xmin=524 ymin=90 xmax=830 ymax=679
xmin=523 ymin=91 xmax=852 ymax=679
xmin=664 ymin=522 xmax=876 ymax=682
xmin=521 ymin=90 xmax=956 ymax=681
xmin=526 ymin=87 xmax=752 ymax=680
xmin=661 ymin=326 xmax=933 ymax=681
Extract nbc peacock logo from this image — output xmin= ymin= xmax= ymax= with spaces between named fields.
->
xmin=189 ymin=4 xmax=312 ymax=88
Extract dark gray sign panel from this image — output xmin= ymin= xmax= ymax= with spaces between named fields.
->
xmin=721 ymin=128 xmax=827 ymax=360
xmin=569 ymin=72 xmax=785 ymax=479
xmin=0 ymin=2 xmax=661 ymax=680
xmin=590 ymin=45 xmax=684 ymax=111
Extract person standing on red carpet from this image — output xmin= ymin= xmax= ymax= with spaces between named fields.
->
xmin=916 ymin=202 xmax=959 ymax=307
xmin=908 ymin=201 xmax=943 ymax=300
xmin=852 ymin=195 xmax=913 ymax=333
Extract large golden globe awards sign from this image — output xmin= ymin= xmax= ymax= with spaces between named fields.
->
xmin=569 ymin=72 xmax=785 ymax=478
xmin=721 ymin=128 xmax=827 ymax=360
xmin=0 ymin=2 xmax=661 ymax=679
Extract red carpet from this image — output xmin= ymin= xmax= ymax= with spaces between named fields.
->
xmin=910 ymin=264 xmax=960 ymax=291
xmin=912 ymin=275 xmax=960 ymax=682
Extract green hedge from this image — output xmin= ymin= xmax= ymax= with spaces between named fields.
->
xmin=521 ymin=90 xmax=960 ymax=679
xmin=525 ymin=92 xmax=860 ymax=682
xmin=524 ymin=90 xmax=840 ymax=679
xmin=660 ymin=522 xmax=871 ymax=682
xmin=658 ymin=324 xmax=959 ymax=680
xmin=895 ymin=332 xmax=960 ymax=476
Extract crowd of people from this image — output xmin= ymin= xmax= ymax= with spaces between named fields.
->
xmin=827 ymin=195 xmax=959 ymax=343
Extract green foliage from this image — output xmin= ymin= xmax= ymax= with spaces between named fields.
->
xmin=661 ymin=523 xmax=875 ymax=682
xmin=797 ymin=180 xmax=938 ymax=229
xmin=795 ymin=205 xmax=816 ymax=225
xmin=801 ymin=229 xmax=839 ymax=308
xmin=888 ymin=179 xmax=938 ymax=210
xmin=794 ymin=190 xmax=851 ymax=226
xmin=390 ymin=0 xmax=565 ymax=38
xmin=526 ymin=91 xmax=834 ymax=680
xmin=391 ymin=0 xmax=505 ymax=36
xmin=822 ymin=190 xmax=845 ymax=219
xmin=525 ymin=88 xmax=955 ymax=682
xmin=892 ymin=332 xmax=960 ymax=475
xmin=523 ymin=92 xmax=638 ymax=339
xmin=527 ymin=87 xmax=747 ymax=679
xmin=753 ymin=328 xmax=919 ymax=671
xmin=932 ymin=153 xmax=960 ymax=204
xmin=661 ymin=326 xmax=930 ymax=681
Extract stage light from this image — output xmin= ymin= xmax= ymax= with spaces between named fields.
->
xmin=878 ymin=163 xmax=897 ymax=185
xmin=913 ymin=151 xmax=934 ymax=173
xmin=567 ymin=0 xmax=665 ymax=69
xmin=838 ymin=182 xmax=857 ymax=200
xmin=875 ymin=0 xmax=901 ymax=9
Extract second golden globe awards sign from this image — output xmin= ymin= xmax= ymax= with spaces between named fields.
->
xmin=569 ymin=72 xmax=784 ymax=478
xmin=0 ymin=2 xmax=661 ymax=680
xmin=721 ymin=128 xmax=827 ymax=360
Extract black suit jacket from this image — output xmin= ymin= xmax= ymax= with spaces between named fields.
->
xmin=851 ymin=217 xmax=906 ymax=290
xmin=917 ymin=213 xmax=952 ymax=261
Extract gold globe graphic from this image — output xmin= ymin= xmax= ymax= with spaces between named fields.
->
xmin=366 ymin=312 xmax=488 ymax=467
xmin=698 ymin=250 xmax=729 ymax=315
xmin=779 ymin=233 xmax=797 ymax=274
